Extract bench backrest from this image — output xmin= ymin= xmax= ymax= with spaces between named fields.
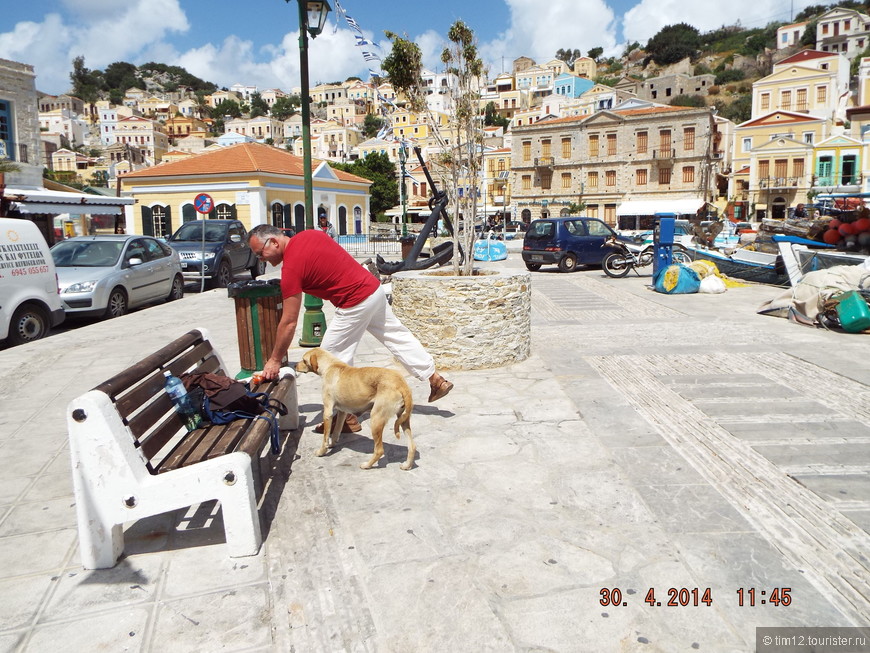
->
xmin=94 ymin=329 xmax=225 ymax=471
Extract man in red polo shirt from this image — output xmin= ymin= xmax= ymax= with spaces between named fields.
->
xmin=248 ymin=225 xmax=453 ymax=430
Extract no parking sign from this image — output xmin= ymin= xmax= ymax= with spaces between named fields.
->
xmin=194 ymin=193 xmax=214 ymax=214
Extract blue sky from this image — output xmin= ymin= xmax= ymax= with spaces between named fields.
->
xmin=1 ymin=0 xmax=814 ymax=95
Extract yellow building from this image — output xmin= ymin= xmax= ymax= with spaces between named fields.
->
xmin=119 ymin=142 xmax=371 ymax=236
xmin=731 ymin=110 xmax=828 ymax=218
xmin=481 ymin=147 xmax=513 ymax=219
xmin=812 ymin=133 xmax=863 ymax=196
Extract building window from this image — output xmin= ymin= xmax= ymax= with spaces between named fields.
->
xmin=761 ymin=93 xmax=770 ymax=110
xmin=588 ymin=171 xmax=599 ymax=188
xmin=658 ymin=167 xmax=672 ymax=185
xmin=774 ymin=159 xmax=788 ymax=179
xmin=683 ymin=127 xmax=695 ymax=151
xmin=541 ymin=171 xmax=552 ymax=190
xmin=636 ymin=169 xmax=647 ymax=185
xmin=793 ymin=158 xmax=805 ymax=179
xmin=759 ymin=159 xmax=770 ymax=180
xmin=817 ymin=85 xmax=827 ymax=104
xmin=682 ymin=166 xmax=695 ymax=183
xmin=605 ymin=170 xmax=616 ymax=186
xmin=822 ymin=23 xmax=829 ymax=34
xmin=561 ymin=172 xmax=571 ymax=188
xmin=522 ymin=141 xmax=531 ymax=161
xmin=561 ymin=137 xmax=571 ymax=159
xmin=842 ymin=154 xmax=858 ymax=184
xmin=522 ymin=174 xmax=531 ymax=190
xmin=542 ymin=139 xmax=551 ymax=158
xmin=803 ymin=132 xmax=814 ymax=145
xmin=742 ymin=137 xmax=752 ymax=152
xmin=150 ymin=206 xmax=172 ymax=238
xmin=607 ymin=133 xmax=617 ymax=156
xmin=780 ymin=90 xmax=792 ymax=111
xmin=589 ymin=134 xmax=600 ymax=157
xmin=659 ymin=129 xmax=672 ymax=153
xmin=216 ymin=204 xmax=235 ymax=219
xmin=796 ymin=88 xmax=808 ymax=111
xmin=637 ymin=131 xmax=648 ymax=154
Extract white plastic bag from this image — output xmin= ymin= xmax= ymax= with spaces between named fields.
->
xmin=698 ymin=275 xmax=727 ymax=294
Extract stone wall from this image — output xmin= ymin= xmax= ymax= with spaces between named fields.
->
xmin=0 ymin=58 xmax=43 ymax=186
xmin=391 ymin=269 xmax=531 ymax=370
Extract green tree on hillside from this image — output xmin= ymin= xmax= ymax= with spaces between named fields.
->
xmin=332 ymin=151 xmax=398 ymax=217
xmin=270 ymin=96 xmax=297 ymax=121
xmin=587 ymin=47 xmax=604 ymax=61
xmin=249 ymin=92 xmax=269 ymax=118
xmin=646 ymin=24 xmax=701 ymax=65
xmin=483 ymin=101 xmax=509 ymax=128
xmin=362 ymin=113 xmax=385 ymax=138
xmin=555 ymin=48 xmax=582 ymax=65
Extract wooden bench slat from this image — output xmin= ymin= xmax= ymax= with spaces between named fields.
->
xmin=208 ymin=420 xmax=251 ymax=458
xmin=155 ymin=424 xmax=213 ymax=471
xmin=139 ymin=412 xmax=188 ymax=461
xmin=95 ymin=330 xmax=203 ymax=397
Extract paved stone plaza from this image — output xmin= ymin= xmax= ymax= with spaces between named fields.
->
xmin=0 ymin=255 xmax=868 ymax=652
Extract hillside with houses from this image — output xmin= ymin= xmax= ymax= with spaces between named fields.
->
xmin=6 ymin=4 xmax=870 ymax=235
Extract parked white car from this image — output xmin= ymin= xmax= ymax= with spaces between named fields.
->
xmin=51 ymin=235 xmax=185 ymax=319
xmin=0 ymin=218 xmax=65 ymax=346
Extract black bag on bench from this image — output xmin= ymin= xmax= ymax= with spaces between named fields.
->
xmin=181 ymin=372 xmax=288 ymax=454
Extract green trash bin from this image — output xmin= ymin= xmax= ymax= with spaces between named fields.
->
xmin=228 ymin=279 xmax=285 ymax=378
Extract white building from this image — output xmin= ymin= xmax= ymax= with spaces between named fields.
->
xmin=815 ymin=6 xmax=870 ymax=58
xmin=777 ymin=22 xmax=809 ymax=49
xmin=38 ymin=108 xmax=89 ymax=147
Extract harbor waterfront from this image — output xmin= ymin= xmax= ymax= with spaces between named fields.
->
xmin=0 ymin=253 xmax=868 ymax=652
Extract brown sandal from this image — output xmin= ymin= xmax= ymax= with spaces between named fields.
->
xmin=428 ymin=379 xmax=453 ymax=402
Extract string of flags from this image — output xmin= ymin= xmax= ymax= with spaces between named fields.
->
xmin=332 ymin=0 xmax=386 ymax=79
xmin=332 ymin=0 xmax=397 ymax=140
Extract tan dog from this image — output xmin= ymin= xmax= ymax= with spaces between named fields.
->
xmin=296 ymin=348 xmax=415 ymax=470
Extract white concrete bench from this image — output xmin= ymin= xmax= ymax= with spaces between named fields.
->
xmin=66 ymin=327 xmax=298 ymax=569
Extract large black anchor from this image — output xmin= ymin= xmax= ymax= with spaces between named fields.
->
xmin=376 ymin=147 xmax=464 ymax=275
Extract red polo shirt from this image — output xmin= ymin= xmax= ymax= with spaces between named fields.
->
xmin=280 ymin=230 xmax=379 ymax=308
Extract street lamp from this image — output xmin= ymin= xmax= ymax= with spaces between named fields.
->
xmin=287 ymin=0 xmax=331 ymax=230
xmin=286 ymin=0 xmax=331 ymax=347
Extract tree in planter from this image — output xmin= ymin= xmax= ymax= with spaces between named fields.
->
xmin=383 ymin=21 xmax=486 ymax=276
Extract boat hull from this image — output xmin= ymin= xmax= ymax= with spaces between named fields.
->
xmin=687 ymin=247 xmax=789 ymax=286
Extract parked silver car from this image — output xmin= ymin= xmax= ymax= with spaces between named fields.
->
xmin=51 ymin=235 xmax=185 ymax=319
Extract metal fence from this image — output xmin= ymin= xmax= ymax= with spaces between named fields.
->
xmin=338 ymin=234 xmax=402 ymax=258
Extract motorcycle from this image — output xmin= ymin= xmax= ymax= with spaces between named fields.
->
xmin=601 ymin=235 xmax=690 ymax=278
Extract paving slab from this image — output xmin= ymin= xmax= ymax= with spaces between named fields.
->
xmin=1 ymin=260 xmax=869 ymax=651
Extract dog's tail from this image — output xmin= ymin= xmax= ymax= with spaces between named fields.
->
xmin=394 ymin=384 xmax=413 ymax=439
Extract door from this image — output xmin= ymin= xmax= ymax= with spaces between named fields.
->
xmin=141 ymin=237 xmax=174 ymax=299
xmin=226 ymin=222 xmax=248 ymax=272
xmin=123 ymin=238 xmax=157 ymax=306
xmin=576 ymin=218 xmax=615 ymax=264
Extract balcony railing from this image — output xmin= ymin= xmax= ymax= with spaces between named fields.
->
xmin=813 ymin=174 xmax=862 ymax=187
xmin=534 ymin=156 xmax=554 ymax=167
xmin=759 ymin=176 xmax=804 ymax=189
xmin=653 ymin=148 xmax=675 ymax=159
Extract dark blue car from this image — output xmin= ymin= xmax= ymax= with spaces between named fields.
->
xmin=522 ymin=216 xmax=626 ymax=272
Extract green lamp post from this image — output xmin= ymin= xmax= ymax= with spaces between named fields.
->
xmin=287 ymin=0 xmax=331 ymax=347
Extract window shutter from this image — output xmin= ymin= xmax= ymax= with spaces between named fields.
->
xmin=164 ymin=205 xmax=173 ymax=237
xmin=141 ymin=206 xmax=153 ymax=236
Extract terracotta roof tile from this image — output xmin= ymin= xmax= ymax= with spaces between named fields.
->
xmin=776 ymin=49 xmax=834 ymax=65
xmin=120 ymin=142 xmax=370 ymax=184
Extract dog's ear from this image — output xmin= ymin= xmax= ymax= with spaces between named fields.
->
xmin=309 ymin=349 xmax=318 ymax=373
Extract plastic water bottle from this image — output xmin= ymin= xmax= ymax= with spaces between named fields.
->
xmin=163 ymin=371 xmax=202 ymax=431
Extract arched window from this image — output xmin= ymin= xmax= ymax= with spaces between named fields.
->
xmin=338 ymin=206 xmax=347 ymax=235
xmin=294 ymin=204 xmax=305 ymax=233
xmin=271 ymin=203 xmax=284 ymax=226
xmin=215 ymin=203 xmax=236 ymax=219
xmin=141 ymin=204 xmax=173 ymax=237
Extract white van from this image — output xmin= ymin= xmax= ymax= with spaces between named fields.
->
xmin=0 ymin=218 xmax=65 ymax=346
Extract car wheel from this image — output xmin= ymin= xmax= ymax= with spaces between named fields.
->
xmin=558 ymin=253 xmax=577 ymax=273
xmin=213 ymin=260 xmax=232 ymax=288
xmin=167 ymin=274 xmax=184 ymax=301
xmin=104 ymin=287 xmax=128 ymax=319
xmin=525 ymin=262 xmax=542 ymax=271
xmin=7 ymin=303 xmax=49 ymax=346
xmin=250 ymin=260 xmax=266 ymax=279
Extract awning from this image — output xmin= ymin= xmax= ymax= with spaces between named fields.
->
xmin=3 ymin=186 xmax=134 ymax=216
xmin=616 ymin=198 xmax=707 ymax=217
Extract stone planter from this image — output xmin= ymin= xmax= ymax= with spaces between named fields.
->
xmin=391 ymin=268 xmax=531 ymax=370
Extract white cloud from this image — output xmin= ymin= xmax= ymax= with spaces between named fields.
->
xmin=0 ymin=0 xmax=189 ymax=94
xmin=480 ymin=0 xmax=619 ymax=72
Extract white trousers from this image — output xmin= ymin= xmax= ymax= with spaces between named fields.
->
xmin=319 ymin=286 xmax=435 ymax=381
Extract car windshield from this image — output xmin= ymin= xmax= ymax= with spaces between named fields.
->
xmin=171 ymin=222 xmax=227 ymax=242
xmin=51 ymin=240 xmax=124 ymax=267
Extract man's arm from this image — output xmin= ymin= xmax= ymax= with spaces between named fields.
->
xmin=262 ymin=292 xmax=303 ymax=379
